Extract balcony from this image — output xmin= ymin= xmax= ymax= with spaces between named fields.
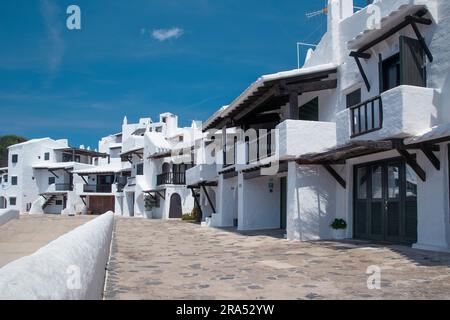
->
xmin=336 ymin=85 xmax=438 ymax=144
xmin=54 ymin=183 xmax=73 ymax=191
xmin=83 ymin=184 xmax=112 ymax=193
xmin=186 ymin=165 xmax=217 ymax=187
xmin=276 ymin=120 xmax=337 ymax=159
xmin=245 ymin=131 xmax=276 ymax=164
xmin=157 ymin=172 xmax=186 ymax=186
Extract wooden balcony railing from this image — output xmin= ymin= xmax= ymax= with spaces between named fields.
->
xmin=157 ymin=172 xmax=186 ymax=186
xmin=246 ymin=131 xmax=276 ymax=164
xmin=54 ymin=183 xmax=73 ymax=191
xmin=350 ymin=95 xmax=383 ymax=137
xmin=83 ymin=184 xmax=112 ymax=193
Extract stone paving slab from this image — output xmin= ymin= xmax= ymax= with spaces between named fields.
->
xmin=0 ymin=214 xmax=95 ymax=268
xmin=104 ymin=218 xmax=450 ymax=300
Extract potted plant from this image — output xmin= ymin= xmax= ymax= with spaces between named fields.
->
xmin=330 ymin=218 xmax=347 ymax=240
xmin=144 ymin=195 xmax=157 ymax=218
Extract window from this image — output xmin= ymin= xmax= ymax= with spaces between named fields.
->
xmin=156 ymin=127 xmax=163 ymax=133
xmin=11 ymin=154 xmax=18 ymax=163
xmin=299 ymin=97 xmax=319 ymax=121
xmin=55 ymin=200 xmax=63 ymax=206
xmin=49 ymin=177 xmax=56 ymax=185
xmin=11 ymin=176 xmax=17 ymax=185
xmin=4 ymin=175 xmax=7 ymax=183
xmin=44 ymin=152 xmax=50 ymax=161
xmin=0 ymin=177 xmax=2 ymax=184
xmin=346 ymin=89 xmax=361 ymax=108
xmin=382 ymin=54 xmax=400 ymax=92
xmin=179 ymin=136 xmax=184 ymax=142
xmin=136 ymin=163 xmax=144 ymax=176
xmin=9 ymin=197 xmax=16 ymax=206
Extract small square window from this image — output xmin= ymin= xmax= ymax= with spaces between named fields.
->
xmin=346 ymin=89 xmax=361 ymax=108
xmin=49 ymin=177 xmax=56 ymax=185
xmin=44 ymin=152 xmax=50 ymax=161
xmin=12 ymin=154 xmax=18 ymax=163
xmin=9 ymin=197 xmax=17 ymax=206
xmin=55 ymin=200 xmax=63 ymax=206
xmin=11 ymin=176 xmax=18 ymax=185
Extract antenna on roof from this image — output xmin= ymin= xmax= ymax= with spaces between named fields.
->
xmin=305 ymin=6 xmax=328 ymax=19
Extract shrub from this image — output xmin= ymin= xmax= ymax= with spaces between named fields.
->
xmin=330 ymin=218 xmax=347 ymax=230
xmin=182 ymin=214 xmax=195 ymax=221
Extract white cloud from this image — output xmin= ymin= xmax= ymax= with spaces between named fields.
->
xmin=151 ymin=27 xmax=184 ymax=42
xmin=40 ymin=0 xmax=64 ymax=74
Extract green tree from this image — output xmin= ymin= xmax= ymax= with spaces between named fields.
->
xmin=0 ymin=135 xmax=27 ymax=167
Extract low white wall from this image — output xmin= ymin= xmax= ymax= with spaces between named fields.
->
xmin=0 ymin=212 xmax=114 ymax=300
xmin=0 ymin=209 xmax=20 ymax=226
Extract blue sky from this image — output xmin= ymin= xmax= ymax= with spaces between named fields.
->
xmin=0 ymin=0 xmax=367 ymax=148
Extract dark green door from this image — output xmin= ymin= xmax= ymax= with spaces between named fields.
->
xmin=280 ymin=177 xmax=287 ymax=229
xmin=354 ymin=159 xmax=417 ymax=244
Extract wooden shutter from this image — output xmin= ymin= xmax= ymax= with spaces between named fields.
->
xmin=400 ymin=36 xmax=426 ymax=87
xmin=378 ymin=54 xmax=384 ymax=94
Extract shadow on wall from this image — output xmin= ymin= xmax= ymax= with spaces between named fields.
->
xmin=294 ymin=167 xmax=336 ymax=241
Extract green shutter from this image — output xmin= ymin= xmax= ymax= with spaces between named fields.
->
xmin=400 ymin=36 xmax=426 ymax=87
xmin=299 ymin=97 xmax=319 ymax=121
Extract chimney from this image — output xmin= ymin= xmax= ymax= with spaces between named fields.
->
xmin=327 ymin=0 xmax=354 ymax=64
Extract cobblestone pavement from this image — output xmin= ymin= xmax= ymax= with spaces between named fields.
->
xmin=0 ymin=214 xmax=95 ymax=268
xmin=104 ymin=218 xmax=450 ymax=300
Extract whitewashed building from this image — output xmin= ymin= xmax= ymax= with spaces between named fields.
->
xmin=86 ymin=113 xmax=202 ymax=219
xmin=2 ymin=138 xmax=108 ymax=215
xmin=193 ymin=0 xmax=450 ymax=252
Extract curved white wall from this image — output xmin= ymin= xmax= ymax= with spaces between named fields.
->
xmin=0 ymin=209 xmax=19 ymax=226
xmin=0 ymin=212 xmax=114 ymax=300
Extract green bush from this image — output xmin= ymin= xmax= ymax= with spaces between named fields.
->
xmin=330 ymin=218 xmax=347 ymax=230
xmin=191 ymin=206 xmax=201 ymax=221
xmin=182 ymin=214 xmax=195 ymax=221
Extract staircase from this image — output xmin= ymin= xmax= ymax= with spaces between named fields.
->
xmin=42 ymin=195 xmax=57 ymax=209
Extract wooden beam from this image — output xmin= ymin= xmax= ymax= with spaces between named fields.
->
xmin=190 ymin=187 xmax=203 ymax=222
xmin=285 ymin=92 xmax=299 ymax=120
xmin=234 ymin=86 xmax=279 ymax=121
xmin=350 ymin=51 xmax=371 ymax=59
xmin=421 ymin=146 xmax=440 ymax=170
xmin=323 ymin=165 xmax=346 ymax=189
xmin=285 ymin=79 xmax=338 ymax=94
xmin=353 ymin=56 xmax=371 ymax=92
xmin=397 ymin=149 xmax=426 ymax=181
xmin=409 ymin=20 xmax=434 ymax=62
xmin=201 ymin=185 xmax=216 ymax=213
xmin=48 ymin=169 xmax=59 ymax=179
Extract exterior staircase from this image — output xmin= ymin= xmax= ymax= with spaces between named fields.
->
xmin=42 ymin=195 xmax=57 ymax=209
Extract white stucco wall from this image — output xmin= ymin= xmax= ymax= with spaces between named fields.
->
xmin=238 ymin=174 xmax=282 ymax=231
xmin=0 ymin=212 xmax=114 ymax=300
xmin=0 ymin=209 xmax=19 ymax=226
xmin=287 ymin=162 xmax=339 ymax=241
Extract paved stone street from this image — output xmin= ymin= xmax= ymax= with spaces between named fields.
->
xmin=0 ymin=214 xmax=95 ymax=268
xmin=104 ymin=218 xmax=450 ymax=300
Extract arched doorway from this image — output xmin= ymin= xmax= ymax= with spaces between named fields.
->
xmin=169 ymin=193 xmax=182 ymax=218
xmin=0 ymin=196 xmax=6 ymax=209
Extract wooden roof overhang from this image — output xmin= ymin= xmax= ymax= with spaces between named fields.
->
xmin=56 ymin=148 xmax=109 ymax=158
xmin=296 ymin=140 xmax=394 ymax=165
xmin=349 ymin=8 xmax=433 ymax=92
xmin=0 ymin=168 xmax=7 ymax=175
xmin=143 ymin=188 xmax=166 ymax=200
xmin=204 ymin=68 xmax=338 ymax=131
xmin=297 ymin=139 xmax=433 ymax=186
xmin=120 ymin=148 xmax=144 ymax=163
xmin=242 ymin=161 xmax=288 ymax=180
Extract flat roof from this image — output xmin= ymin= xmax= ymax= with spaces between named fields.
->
xmin=55 ymin=147 xmax=109 ymax=158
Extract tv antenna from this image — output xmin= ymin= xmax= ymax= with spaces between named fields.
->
xmin=305 ymin=6 xmax=328 ymax=19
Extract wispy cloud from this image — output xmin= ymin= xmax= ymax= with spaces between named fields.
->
xmin=40 ymin=0 xmax=64 ymax=74
xmin=151 ymin=27 xmax=184 ymax=42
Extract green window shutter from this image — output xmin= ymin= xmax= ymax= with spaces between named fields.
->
xmin=378 ymin=54 xmax=384 ymax=94
xmin=400 ymin=36 xmax=426 ymax=87
xmin=299 ymin=97 xmax=319 ymax=121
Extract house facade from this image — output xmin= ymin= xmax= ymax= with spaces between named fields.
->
xmin=2 ymin=138 xmax=108 ymax=215
xmin=190 ymin=0 xmax=450 ymax=253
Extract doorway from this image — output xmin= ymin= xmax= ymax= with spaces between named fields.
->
xmin=354 ymin=158 xmax=417 ymax=244
xmin=169 ymin=193 xmax=183 ymax=218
